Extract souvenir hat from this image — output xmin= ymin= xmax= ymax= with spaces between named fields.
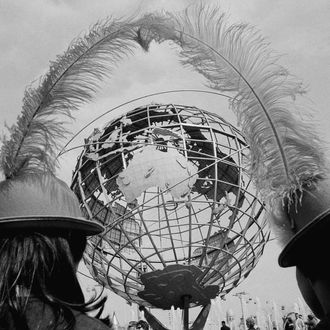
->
xmin=278 ymin=176 xmax=330 ymax=267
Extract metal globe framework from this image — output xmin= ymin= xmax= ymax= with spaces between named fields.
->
xmin=71 ymin=103 xmax=269 ymax=309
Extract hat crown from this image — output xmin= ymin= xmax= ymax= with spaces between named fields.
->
xmin=288 ymin=177 xmax=330 ymax=234
xmin=0 ymin=174 xmax=82 ymax=219
xmin=279 ymin=176 xmax=330 ymax=267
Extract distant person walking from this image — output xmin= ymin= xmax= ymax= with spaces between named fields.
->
xmin=136 ymin=320 xmax=149 ymax=330
xmin=127 ymin=321 xmax=137 ymax=329
xmin=221 ymin=320 xmax=230 ymax=330
xmin=305 ymin=315 xmax=318 ymax=330
xmin=246 ymin=317 xmax=260 ymax=330
xmin=295 ymin=313 xmax=305 ymax=330
xmin=284 ymin=316 xmax=295 ymax=330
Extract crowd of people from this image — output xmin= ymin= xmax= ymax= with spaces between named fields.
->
xmin=221 ymin=317 xmax=260 ymax=330
xmin=219 ymin=313 xmax=319 ymax=330
xmin=283 ymin=313 xmax=319 ymax=330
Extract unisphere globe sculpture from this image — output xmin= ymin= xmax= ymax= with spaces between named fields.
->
xmin=71 ymin=103 xmax=269 ymax=310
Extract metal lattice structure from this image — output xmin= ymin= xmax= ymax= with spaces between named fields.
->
xmin=71 ymin=103 xmax=269 ymax=309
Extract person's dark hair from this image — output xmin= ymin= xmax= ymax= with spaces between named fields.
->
xmin=136 ymin=319 xmax=149 ymax=330
xmin=0 ymin=231 xmax=105 ymax=330
xmin=127 ymin=320 xmax=137 ymax=329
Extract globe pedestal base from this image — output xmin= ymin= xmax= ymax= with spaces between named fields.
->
xmin=183 ymin=295 xmax=190 ymax=330
xmin=137 ymin=264 xmax=219 ymax=309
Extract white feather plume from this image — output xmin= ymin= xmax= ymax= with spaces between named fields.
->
xmin=145 ymin=5 xmax=327 ymax=208
xmin=0 ymin=14 xmax=175 ymax=180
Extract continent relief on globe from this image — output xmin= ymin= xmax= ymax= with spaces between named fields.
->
xmin=116 ymin=145 xmax=198 ymax=203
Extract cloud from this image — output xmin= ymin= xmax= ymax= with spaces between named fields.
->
xmin=0 ymin=0 xmax=196 ymax=127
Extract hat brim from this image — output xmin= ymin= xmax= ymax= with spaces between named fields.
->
xmin=278 ymin=208 xmax=330 ymax=267
xmin=0 ymin=216 xmax=104 ymax=236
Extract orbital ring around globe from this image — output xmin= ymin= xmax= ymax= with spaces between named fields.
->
xmin=70 ymin=102 xmax=269 ymax=310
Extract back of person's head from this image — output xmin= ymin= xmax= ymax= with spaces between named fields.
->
xmin=128 ymin=320 xmax=137 ymax=329
xmin=0 ymin=175 xmax=104 ymax=330
xmin=246 ymin=316 xmax=255 ymax=327
xmin=222 ymin=320 xmax=226 ymax=325
xmin=136 ymin=319 xmax=149 ymax=330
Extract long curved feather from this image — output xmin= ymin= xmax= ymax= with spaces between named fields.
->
xmin=0 ymin=15 xmax=175 ymax=180
xmin=0 ymin=17 xmax=135 ymax=178
xmin=146 ymin=5 xmax=327 ymax=207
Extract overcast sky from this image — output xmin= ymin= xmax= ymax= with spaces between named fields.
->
xmin=1 ymin=0 xmax=330 ymax=325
